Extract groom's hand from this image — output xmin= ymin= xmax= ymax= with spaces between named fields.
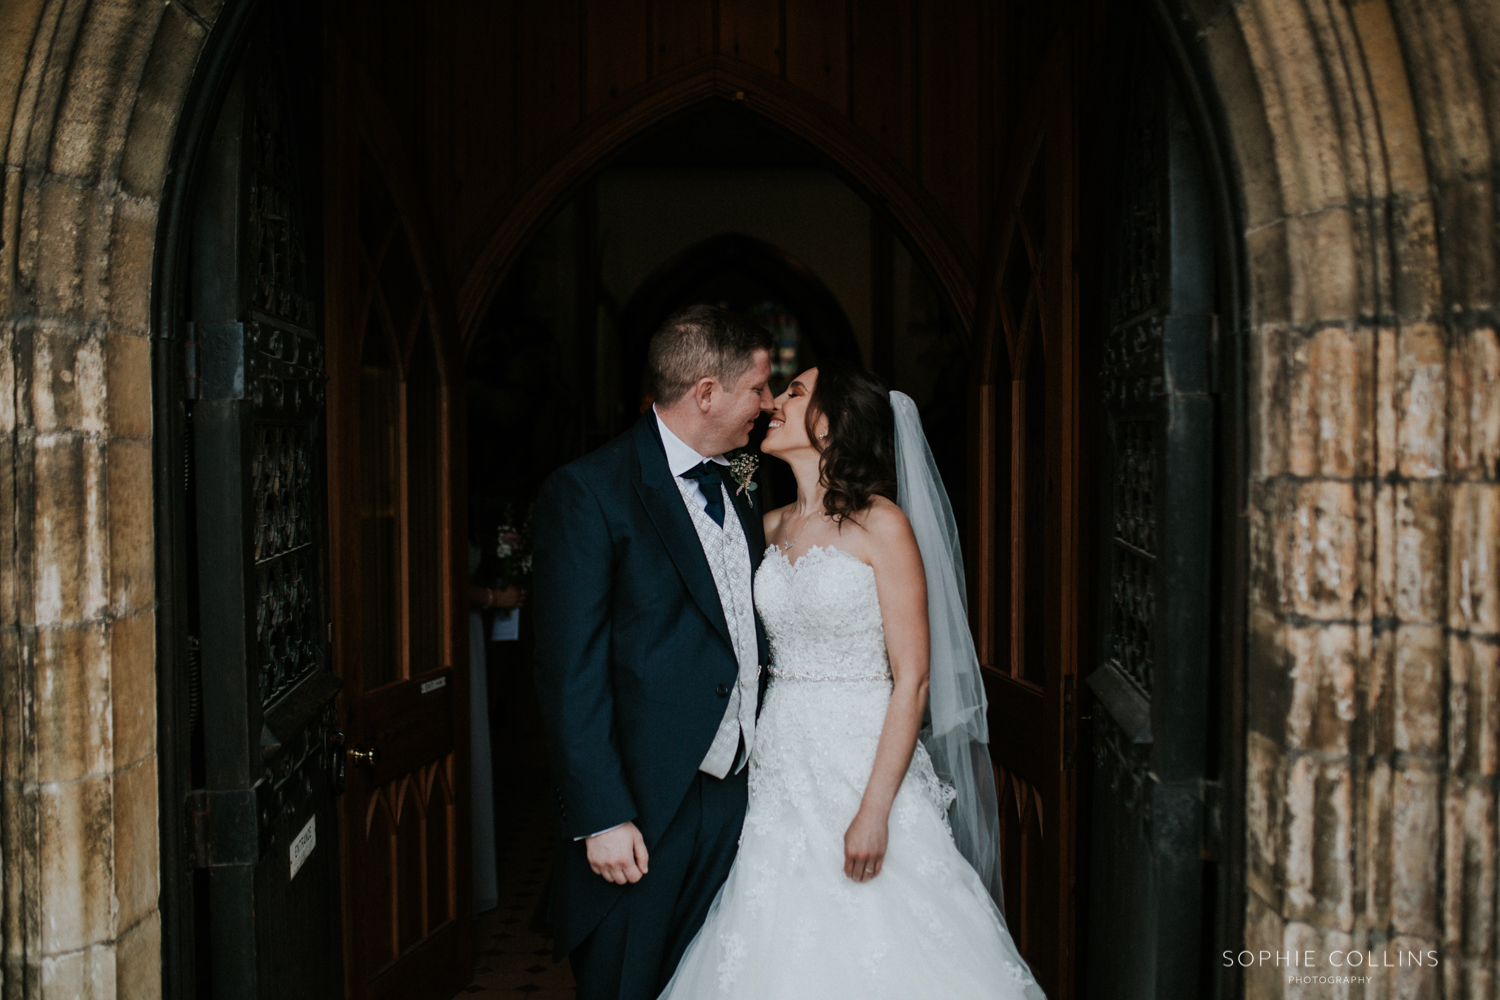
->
xmin=586 ymin=822 xmax=650 ymax=884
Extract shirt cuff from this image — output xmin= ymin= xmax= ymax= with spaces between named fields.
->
xmin=573 ymin=822 xmax=626 ymax=842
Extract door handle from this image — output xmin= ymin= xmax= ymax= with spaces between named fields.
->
xmin=349 ymin=746 xmax=379 ymax=767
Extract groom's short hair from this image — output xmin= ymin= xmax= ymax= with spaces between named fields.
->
xmin=648 ymin=304 xmax=773 ymax=405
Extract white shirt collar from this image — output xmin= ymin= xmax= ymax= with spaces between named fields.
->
xmin=653 ymin=404 xmax=730 ymax=477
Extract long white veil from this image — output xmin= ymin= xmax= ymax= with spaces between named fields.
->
xmin=890 ymin=390 xmax=1008 ymax=922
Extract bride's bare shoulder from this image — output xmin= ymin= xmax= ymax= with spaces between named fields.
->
xmin=859 ymin=496 xmax=913 ymax=539
xmin=763 ymin=503 xmax=793 ymax=535
xmin=840 ymin=496 xmax=915 ymax=563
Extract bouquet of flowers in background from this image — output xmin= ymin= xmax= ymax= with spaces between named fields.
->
xmin=493 ymin=503 xmax=534 ymax=589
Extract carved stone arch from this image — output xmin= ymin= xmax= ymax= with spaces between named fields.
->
xmin=455 ymin=62 xmax=980 ymax=351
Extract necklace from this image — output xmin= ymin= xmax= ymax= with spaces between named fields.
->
xmin=779 ymin=505 xmax=822 ymax=552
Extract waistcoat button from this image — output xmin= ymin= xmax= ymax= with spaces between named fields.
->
xmin=716 ymin=683 xmax=730 ymax=697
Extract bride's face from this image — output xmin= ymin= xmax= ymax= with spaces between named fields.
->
xmin=762 ymin=368 xmax=828 ymax=458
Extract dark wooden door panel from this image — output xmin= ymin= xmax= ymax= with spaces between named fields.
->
xmin=1082 ymin=18 xmax=1219 ymax=1000
xmin=184 ymin=9 xmax=344 ymax=998
xmin=327 ymin=35 xmax=470 ymax=996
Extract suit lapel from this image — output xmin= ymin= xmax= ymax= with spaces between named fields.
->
xmin=727 ymin=472 xmax=766 ymax=572
xmin=631 ymin=415 xmax=734 ymax=652
xmin=725 ymin=462 xmax=771 ymax=666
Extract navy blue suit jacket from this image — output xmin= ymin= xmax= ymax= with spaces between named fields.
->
xmin=531 ymin=413 xmax=769 ymax=954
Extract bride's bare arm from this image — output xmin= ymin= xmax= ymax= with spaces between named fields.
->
xmin=842 ymin=498 xmax=929 ymax=882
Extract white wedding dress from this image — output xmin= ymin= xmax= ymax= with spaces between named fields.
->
xmin=657 ymin=543 xmax=1046 ymax=999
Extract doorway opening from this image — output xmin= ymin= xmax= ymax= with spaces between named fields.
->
xmin=460 ymin=100 xmax=967 ymax=991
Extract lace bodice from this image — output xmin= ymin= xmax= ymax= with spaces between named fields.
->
xmin=754 ymin=545 xmax=891 ymax=683
xmin=656 ymin=542 xmax=1044 ymax=999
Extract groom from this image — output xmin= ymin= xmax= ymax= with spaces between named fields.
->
xmin=531 ymin=305 xmax=774 ymax=1000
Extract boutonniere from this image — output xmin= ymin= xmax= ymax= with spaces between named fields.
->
xmin=728 ymin=452 xmax=759 ymax=496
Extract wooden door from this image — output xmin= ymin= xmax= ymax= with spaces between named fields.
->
xmin=1081 ymin=20 xmax=1220 ymax=1000
xmin=325 ymin=43 xmax=472 ymax=1000
xmin=970 ymin=36 xmax=1079 ymax=1000
xmin=181 ymin=10 xmax=345 ymax=998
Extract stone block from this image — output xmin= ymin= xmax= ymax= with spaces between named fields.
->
xmin=1283 ymin=755 xmax=1353 ymax=930
xmin=1435 ymin=177 xmax=1496 ymax=312
xmin=1283 ymin=325 xmax=1371 ymax=478
xmin=119 ymin=1 xmax=206 ymax=200
xmin=32 ymin=622 xmax=110 ymax=784
xmin=1248 ymin=608 xmax=1291 ymax=744
xmin=106 ymin=437 xmax=153 ymax=615
xmin=1251 ymin=322 xmax=1289 ymax=478
xmin=31 ymin=435 xmax=107 ymax=625
xmin=1365 ymin=757 xmax=1394 ymax=932
xmin=0 ymin=431 xmax=15 ymax=622
xmin=106 ymin=200 xmax=157 ymax=338
xmin=1397 ymin=321 xmax=1448 ymax=479
xmin=1393 ymin=624 xmax=1444 ymax=755
xmin=1199 ymin=8 xmax=1284 ymax=229
xmin=114 ymin=909 xmax=160 ymax=1000
xmin=110 ymin=610 xmax=154 ymax=770
xmin=1386 ymin=934 xmax=1441 ymax=1000
xmin=1286 ymin=207 xmax=1363 ymax=326
xmin=1392 ymin=196 xmax=1442 ymax=323
xmin=37 ymin=775 xmax=112 ymax=955
xmin=37 ymin=942 xmax=114 ymax=1000
xmin=1349 ymin=0 xmax=1430 ymax=199
xmin=29 ymin=326 xmax=106 ymax=435
xmin=1377 ymin=326 xmax=1398 ymax=477
xmin=46 ymin=0 xmax=162 ymax=182
xmin=1285 ymin=623 xmax=1357 ymax=752
xmin=1277 ymin=479 xmax=1361 ymax=620
xmin=1390 ymin=766 xmax=1441 ymax=939
xmin=26 ymin=181 xmax=113 ymax=324
xmin=1446 ymin=634 xmax=1498 ymax=777
xmin=1248 ymin=224 xmax=1293 ymax=328
xmin=1448 ymin=482 xmax=1500 ymax=635
xmin=105 ymin=331 xmax=150 ymax=438
xmin=1237 ymin=0 xmax=1355 ymax=216
xmin=1441 ymin=777 xmax=1495 ymax=960
xmin=112 ymin=756 xmax=157 ymax=932
xmin=1247 ymin=730 xmax=1288 ymax=906
xmin=1366 ymin=626 xmax=1396 ymax=756
xmin=1243 ymin=889 xmax=1287 ymax=1000
xmin=1392 ymin=481 xmax=1448 ymax=623
xmin=1448 ymin=325 xmax=1500 ymax=479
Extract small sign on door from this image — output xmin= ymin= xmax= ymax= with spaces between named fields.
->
xmin=289 ymin=815 xmax=316 ymax=880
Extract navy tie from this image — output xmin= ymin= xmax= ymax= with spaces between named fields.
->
xmin=680 ymin=462 xmax=726 ymax=527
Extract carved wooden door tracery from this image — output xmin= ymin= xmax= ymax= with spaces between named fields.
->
xmin=325 ymin=56 xmax=472 ymax=1000
xmin=971 ymin=39 xmax=1078 ymax=1000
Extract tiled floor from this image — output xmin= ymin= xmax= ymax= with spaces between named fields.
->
xmin=455 ymin=811 xmax=576 ymax=998
xmin=455 ymin=642 xmax=577 ymax=998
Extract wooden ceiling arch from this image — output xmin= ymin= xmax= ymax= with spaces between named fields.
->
xmin=454 ymin=59 xmax=979 ymax=354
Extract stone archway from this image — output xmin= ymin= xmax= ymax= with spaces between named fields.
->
xmin=1 ymin=1 xmax=1495 ymax=997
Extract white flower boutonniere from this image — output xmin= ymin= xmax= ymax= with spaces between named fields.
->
xmin=728 ymin=452 xmax=759 ymax=496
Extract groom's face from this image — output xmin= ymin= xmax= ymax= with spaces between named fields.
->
xmin=704 ymin=349 xmax=773 ymax=453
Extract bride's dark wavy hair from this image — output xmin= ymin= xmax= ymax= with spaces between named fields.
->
xmin=805 ymin=360 xmax=898 ymax=522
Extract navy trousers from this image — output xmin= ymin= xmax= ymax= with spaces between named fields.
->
xmin=569 ymin=767 xmax=748 ymax=1000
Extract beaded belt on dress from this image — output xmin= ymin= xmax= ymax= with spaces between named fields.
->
xmin=768 ymin=666 xmax=892 ymax=683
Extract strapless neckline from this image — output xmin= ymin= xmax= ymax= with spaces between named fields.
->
xmin=764 ymin=543 xmax=873 ymax=575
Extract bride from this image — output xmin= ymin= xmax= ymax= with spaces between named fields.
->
xmin=657 ymin=362 xmax=1047 ymax=999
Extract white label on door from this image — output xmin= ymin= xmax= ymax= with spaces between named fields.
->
xmin=420 ymin=676 xmax=447 ymax=695
xmin=289 ymin=815 xmax=316 ymax=880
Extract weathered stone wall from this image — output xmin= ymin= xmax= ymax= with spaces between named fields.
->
xmin=1185 ymin=0 xmax=1499 ymax=996
xmin=0 ymin=1 xmax=1494 ymax=998
xmin=0 ymin=1 xmax=215 ymax=997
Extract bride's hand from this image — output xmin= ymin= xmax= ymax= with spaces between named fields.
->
xmin=843 ymin=808 xmax=888 ymax=882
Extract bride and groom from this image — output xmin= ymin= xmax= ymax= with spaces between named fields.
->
xmin=531 ymin=305 xmax=1045 ymax=999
